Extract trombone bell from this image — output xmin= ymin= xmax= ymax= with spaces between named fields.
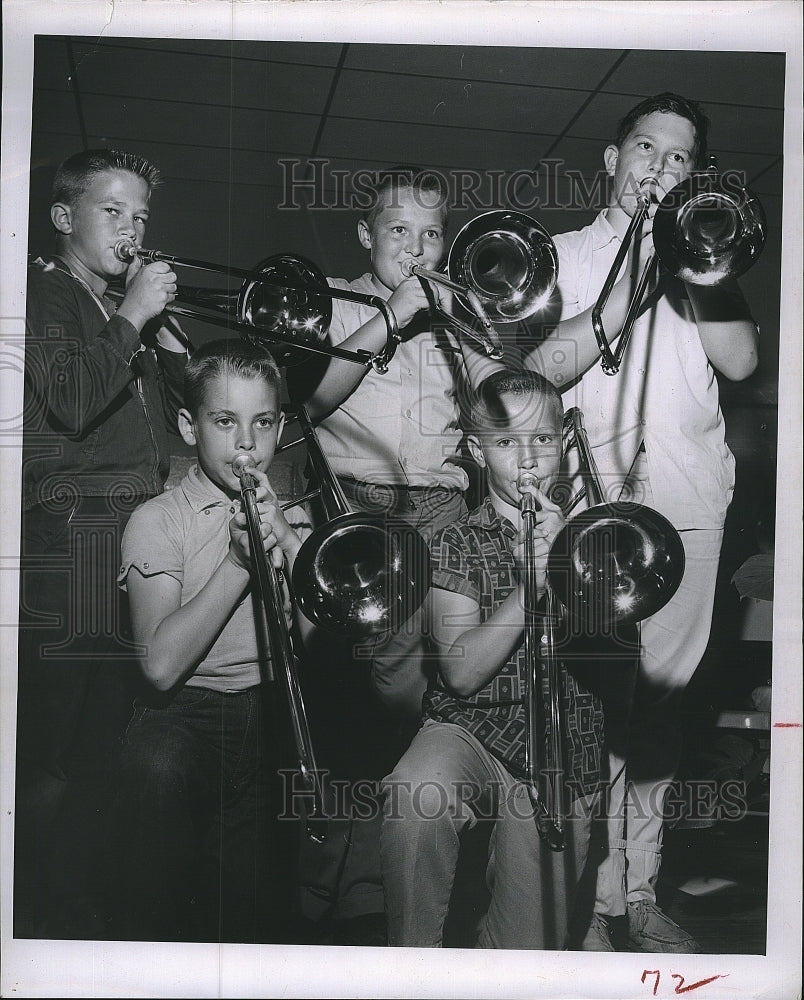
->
xmin=547 ymin=503 xmax=685 ymax=628
xmin=236 ymin=255 xmax=332 ymax=365
xmin=291 ymin=512 xmax=431 ymax=638
xmin=449 ymin=210 xmax=559 ymax=322
xmin=652 ymin=170 xmax=767 ymax=286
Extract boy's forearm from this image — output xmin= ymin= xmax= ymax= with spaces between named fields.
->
xmin=29 ymin=297 xmax=144 ymax=433
xmin=301 ymin=314 xmax=389 ymax=420
xmin=522 ymin=279 xmax=639 ymax=387
xmin=687 ymin=282 xmax=759 ymax=380
xmin=438 ymin=590 xmax=524 ymax=697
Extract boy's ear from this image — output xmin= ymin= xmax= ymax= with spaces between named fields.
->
xmin=50 ymin=202 xmax=72 ymax=235
xmin=357 ymin=219 xmax=372 ymax=250
xmin=466 ymin=434 xmax=486 ymax=469
xmin=603 ymin=144 xmax=619 ymax=178
xmin=177 ymin=408 xmax=197 ymax=448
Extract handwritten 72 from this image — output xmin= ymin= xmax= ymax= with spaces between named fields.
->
xmin=642 ymin=970 xmax=729 ymax=995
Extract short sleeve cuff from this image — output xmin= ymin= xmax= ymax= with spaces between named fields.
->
xmin=432 ymin=570 xmax=478 ymax=604
xmin=118 ymin=503 xmax=184 ymax=591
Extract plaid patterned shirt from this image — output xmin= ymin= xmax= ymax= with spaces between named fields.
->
xmin=423 ymin=498 xmax=604 ymax=799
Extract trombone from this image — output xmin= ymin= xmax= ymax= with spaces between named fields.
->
xmin=592 ymin=156 xmax=766 ymax=375
xmin=403 ymin=210 xmax=559 ymax=360
xmin=284 ymin=406 xmax=432 ymax=639
xmin=521 ymin=486 xmax=565 ymax=851
xmin=113 ymin=241 xmax=401 ymax=373
xmin=233 ymin=452 xmax=327 ymax=843
xmin=548 ymin=407 xmax=685 ymax=628
xmin=232 ymin=404 xmax=432 ymax=842
xmin=519 ymin=406 xmax=687 ymax=850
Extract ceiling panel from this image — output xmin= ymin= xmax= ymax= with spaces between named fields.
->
xmin=342 ymin=43 xmax=625 ymax=91
xmin=317 ymin=118 xmax=544 ymax=174
xmin=604 ymin=49 xmax=786 ymax=109
xmin=56 ymin=41 xmax=339 ymax=118
xmin=330 ymin=70 xmax=588 ymax=136
xmin=69 ymin=35 xmax=348 ymax=67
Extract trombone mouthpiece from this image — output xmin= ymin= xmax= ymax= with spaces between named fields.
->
xmin=232 ymin=454 xmax=257 ymax=482
xmin=402 ymin=259 xmax=419 ymax=277
xmin=114 ymin=239 xmax=139 ymax=262
xmin=519 ymin=475 xmax=541 ymax=512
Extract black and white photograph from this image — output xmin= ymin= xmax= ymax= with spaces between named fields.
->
xmin=1 ymin=2 xmax=801 ymax=997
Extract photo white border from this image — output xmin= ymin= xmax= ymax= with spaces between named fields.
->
xmin=1 ymin=2 xmax=801 ymax=997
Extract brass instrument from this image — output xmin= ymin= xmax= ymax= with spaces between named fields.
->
xmin=519 ymin=406 xmax=686 ymax=849
xmin=113 ymin=241 xmax=401 ymax=373
xmin=520 ymin=486 xmax=565 ymax=851
xmin=232 ymin=453 xmax=327 ymax=843
xmin=404 ymin=210 xmax=559 ymax=360
xmin=230 ymin=407 xmax=431 ymax=840
xmin=548 ymin=407 xmax=685 ymax=628
xmin=592 ymin=156 xmax=766 ymax=375
xmin=281 ymin=406 xmax=432 ymax=639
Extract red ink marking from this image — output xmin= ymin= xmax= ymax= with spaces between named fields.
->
xmin=642 ymin=970 xmax=661 ymax=996
xmin=672 ymin=973 xmax=729 ymax=993
xmin=773 ymin=722 xmax=802 ymax=727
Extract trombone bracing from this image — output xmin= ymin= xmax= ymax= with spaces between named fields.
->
xmin=592 ymin=156 xmax=766 ymax=375
xmin=232 ymin=452 xmax=327 ymax=844
xmin=521 ymin=487 xmax=565 ymax=851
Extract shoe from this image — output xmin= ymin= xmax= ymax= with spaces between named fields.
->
xmin=627 ymin=901 xmax=702 ymax=953
xmin=579 ymin=913 xmax=617 ymax=952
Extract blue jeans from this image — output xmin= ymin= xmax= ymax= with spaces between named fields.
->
xmin=381 ymin=721 xmax=596 ymax=948
xmin=106 ymin=685 xmax=287 ymax=942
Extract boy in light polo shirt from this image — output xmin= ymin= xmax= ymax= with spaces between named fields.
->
xmin=106 ymin=338 xmax=310 ymax=943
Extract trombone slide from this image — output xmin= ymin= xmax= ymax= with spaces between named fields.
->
xmin=112 ymin=240 xmax=401 ymax=373
xmin=403 ymin=260 xmax=504 ymax=360
xmin=521 ymin=489 xmax=565 ymax=851
xmin=232 ymin=454 xmax=327 ymax=843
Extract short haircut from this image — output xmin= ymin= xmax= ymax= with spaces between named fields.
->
xmin=51 ymin=148 xmax=161 ymax=207
xmin=183 ymin=339 xmax=281 ymax=415
xmin=361 ymin=164 xmax=450 ymax=230
xmin=469 ymin=368 xmax=563 ymax=434
xmin=614 ymin=92 xmax=710 ymax=169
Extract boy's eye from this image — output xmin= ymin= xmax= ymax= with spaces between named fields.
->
xmin=638 ymin=141 xmax=653 ymax=152
xmin=496 ymin=438 xmax=515 ymax=448
xmin=256 ymin=418 xmax=274 ymax=429
xmin=535 ymin=434 xmax=554 ymax=446
xmin=425 ymin=230 xmax=442 ymax=241
xmin=216 ymin=417 xmax=234 ymax=428
xmin=105 ymin=207 xmax=119 ymax=215
xmin=669 ymin=152 xmax=687 ymax=164
xmin=392 ymin=226 xmax=407 ymax=235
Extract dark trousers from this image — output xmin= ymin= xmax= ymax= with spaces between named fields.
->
xmin=15 ymin=496 xmax=143 ymax=938
xmin=105 ymin=685 xmax=290 ymax=943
